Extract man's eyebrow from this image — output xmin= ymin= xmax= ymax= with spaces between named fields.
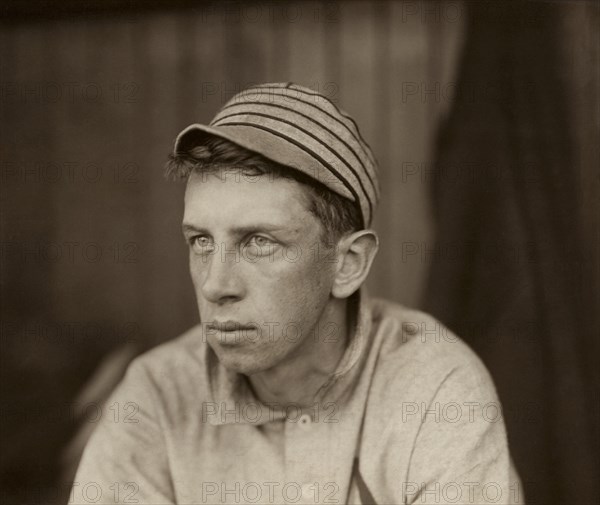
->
xmin=181 ymin=223 xmax=288 ymax=235
xmin=181 ymin=223 xmax=207 ymax=235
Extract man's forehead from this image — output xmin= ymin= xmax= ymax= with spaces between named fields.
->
xmin=185 ymin=170 xmax=304 ymax=205
xmin=182 ymin=172 xmax=315 ymax=232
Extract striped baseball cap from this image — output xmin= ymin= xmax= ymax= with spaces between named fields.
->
xmin=173 ymin=82 xmax=380 ymax=227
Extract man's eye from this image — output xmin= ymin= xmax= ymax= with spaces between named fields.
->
xmin=247 ymin=236 xmax=273 ymax=248
xmin=245 ymin=235 xmax=276 ymax=256
xmin=190 ymin=236 xmax=215 ymax=254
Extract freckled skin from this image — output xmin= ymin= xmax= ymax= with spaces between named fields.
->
xmin=183 ymin=169 xmax=341 ymax=376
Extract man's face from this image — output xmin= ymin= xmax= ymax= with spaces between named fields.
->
xmin=182 ymin=168 xmax=338 ymax=375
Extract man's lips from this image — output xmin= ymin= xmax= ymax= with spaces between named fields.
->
xmin=207 ymin=321 xmax=257 ymax=332
xmin=206 ymin=321 xmax=258 ymax=347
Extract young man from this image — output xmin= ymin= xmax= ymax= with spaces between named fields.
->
xmin=72 ymin=83 xmax=522 ymax=504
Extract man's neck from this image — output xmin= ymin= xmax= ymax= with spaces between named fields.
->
xmin=247 ymin=297 xmax=352 ymax=409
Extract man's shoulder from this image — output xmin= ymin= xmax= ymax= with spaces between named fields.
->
xmin=121 ymin=324 xmax=211 ymax=403
xmin=368 ymin=297 xmax=496 ymax=398
xmin=133 ymin=323 xmax=207 ymax=370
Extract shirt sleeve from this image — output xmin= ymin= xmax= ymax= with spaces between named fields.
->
xmin=404 ymin=362 xmax=524 ymax=505
xmin=70 ymin=359 xmax=175 ymax=505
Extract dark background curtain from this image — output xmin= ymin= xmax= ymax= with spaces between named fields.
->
xmin=425 ymin=2 xmax=599 ymax=504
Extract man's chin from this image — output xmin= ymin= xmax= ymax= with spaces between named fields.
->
xmin=211 ymin=347 xmax=268 ymax=375
xmin=219 ymin=358 xmax=266 ymax=376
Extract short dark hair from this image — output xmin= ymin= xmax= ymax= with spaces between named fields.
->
xmin=165 ymin=136 xmax=362 ymax=244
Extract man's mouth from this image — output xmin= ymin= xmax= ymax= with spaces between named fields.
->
xmin=208 ymin=321 xmax=257 ymax=332
xmin=206 ymin=321 xmax=258 ymax=345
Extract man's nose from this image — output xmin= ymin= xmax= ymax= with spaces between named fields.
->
xmin=199 ymin=251 xmax=245 ymax=304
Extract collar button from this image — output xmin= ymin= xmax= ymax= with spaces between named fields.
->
xmin=298 ymin=414 xmax=312 ymax=427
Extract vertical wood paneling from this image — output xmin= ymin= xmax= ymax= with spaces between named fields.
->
xmin=1 ymin=22 xmax=65 ymax=499
xmin=323 ymin=0 xmax=342 ymax=89
xmin=134 ymin=13 xmax=198 ymax=345
xmin=371 ymin=0 xmax=394 ymax=298
xmin=50 ymin=19 xmax=97 ymax=329
xmin=52 ymin=19 xmax=137 ymax=327
xmin=337 ymin=1 xmax=384 ymax=296
xmin=372 ymin=1 xmax=432 ymax=305
xmin=266 ymin=4 xmax=293 ymax=81
xmin=286 ymin=1 xmax=328 ymax=88
xmin=338 ymin=1 xmax=379 ymax=139
xmin=5 ymin=24 xmax=57 ymax=321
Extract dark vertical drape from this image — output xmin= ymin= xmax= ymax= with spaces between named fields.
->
xmin=425 ymin=2 xmax=599 ymax=504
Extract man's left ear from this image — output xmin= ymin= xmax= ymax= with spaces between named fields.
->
xmin=331 ymin=230 xmax=379 ymax=299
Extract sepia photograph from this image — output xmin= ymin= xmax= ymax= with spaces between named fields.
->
xmin=1 ymin=1 xmax=598 ymax=504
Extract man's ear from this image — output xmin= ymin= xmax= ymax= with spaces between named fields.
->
xmin=331 ymin=230 xmax=379 ymax=299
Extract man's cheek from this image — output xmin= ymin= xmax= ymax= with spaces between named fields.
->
xmin=189 ymin=266 xmax=205 ymax=296
xmin=189 ymin=254 xmax=206 ymax=279
xmin=247 ymin=256 xmax=308 ymax=287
